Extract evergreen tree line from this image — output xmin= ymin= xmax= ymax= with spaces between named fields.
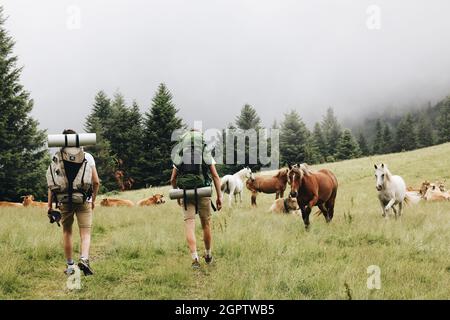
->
xmin=363 ymin=98 xmax=450 ymax=155
xmin=83 ymin=84 xmax=184 ymax=192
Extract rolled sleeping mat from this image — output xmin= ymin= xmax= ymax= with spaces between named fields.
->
xmin=48 ymin=133 xmax=96 ymax=148
xmin=169 ymin=186 xmax=212 ymax=200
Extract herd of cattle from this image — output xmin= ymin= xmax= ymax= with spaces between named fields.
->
xmin=408 ymin=181 xmax=450 ymax=201
xmin=0 ymin=194 xmax=166 ymax=208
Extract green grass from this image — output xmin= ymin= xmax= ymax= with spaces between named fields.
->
xmin=1 ymin=144 xmax=450 ymax=299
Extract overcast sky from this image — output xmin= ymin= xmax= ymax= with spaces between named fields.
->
xmin=3 ymin=0 xmax=450 ymax=133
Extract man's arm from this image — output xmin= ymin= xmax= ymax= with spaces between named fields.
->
xmin=170 ymin=167 xmax=177 ymax=188
xmin=47 ymin=189 xmax=53 ymax=210
xmin=209 ymin=164 xmax=222 ymax=211
xmin=91 ymin=166 xmax=100 ymax=210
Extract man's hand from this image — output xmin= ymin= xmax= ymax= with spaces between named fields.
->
xmin=216 ymin=196 xmax=222 ymax=211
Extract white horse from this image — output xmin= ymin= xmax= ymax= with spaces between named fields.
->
xmin=374 ymin=163 xmax=419 ymax=218
xmin=221 ymin=167 xmax=252 ymax=207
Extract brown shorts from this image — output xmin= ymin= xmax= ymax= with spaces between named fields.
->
xmin=60 ymin=203 xmax=92 ymax=229
xmin=182 ymin=197 xmax=211 ymax=222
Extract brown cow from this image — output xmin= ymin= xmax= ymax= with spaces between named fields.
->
xmin=137 ymin=194 xmax=165 ymax=206
xmin=423 ymin=183 xmax=450 ymax=201
xmin=100 ymin=198 xmax=134 ymax=207
xmin=22 ymin=195 xmax=48 ymax=208
xmin=0 ymin=201 xmax=23 ymax=208
xmin=269 ymin=197 xmax=300 ymax=214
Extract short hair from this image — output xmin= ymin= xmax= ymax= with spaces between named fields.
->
xmin=62 ymin=129 xmax=77 ymax=134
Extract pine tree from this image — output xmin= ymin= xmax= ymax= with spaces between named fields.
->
xmin=382 ymin=124 xmax=394 ymax=154
xmin=312 ymin=122 xmax=327 ymax=162
xmin=395 ymin=114 xmax=418 ymax=151
xmin=126 ymin=101 xmax=145 ymax=188
xmin=437 ymin=96 xmax=450 ymax=143
xmin=304 ymin=135 xmax=322 ymax=164
xmin=417 ymin=114 xmax=434 ymax=148
xmin=235 ymin=104 xmax=261 ymax=130
xmin=84 ymin=117 xmax=117 ymax=192
xmin=372 ymin=119 xmax=384 ymax=155
xmin=0 ymin=7 xmax=49 ymax=201
xmin=233 ymin=104 xmax=262 ymax=170
xmin=335 ymin=129 xmax=361 ymax=160
xmin=321 ymin=107 xmax=342 ymax=159
xmin=84 ymin=91 xmax=113 ymax=132
xmin=142 ymin=83 xmax=184 ymax=186
xmin=279 ymin=110 xmax=311 ymax=165
xmin=357 ymin=132 xmax=370 ymax=156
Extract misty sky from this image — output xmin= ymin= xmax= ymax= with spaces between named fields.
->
xmin=3 ymin=0 xmax=450 ymax=134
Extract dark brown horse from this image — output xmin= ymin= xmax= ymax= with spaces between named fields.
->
xmin=288 ymin=164 xmax=338 ymax=229
xmin=246 ymin=168 xmax=289 ymax=206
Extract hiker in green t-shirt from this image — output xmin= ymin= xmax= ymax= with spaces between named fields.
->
xmin=170 ymin=129 xmax=222 ymax=268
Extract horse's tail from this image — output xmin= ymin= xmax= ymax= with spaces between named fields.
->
xmin=404 ymin=191 xmax=421 ymax=205
xmin=221 ymin=177 xmax=230 ymax=193
xmin=313 ymin=210 xmax=322 ymax=217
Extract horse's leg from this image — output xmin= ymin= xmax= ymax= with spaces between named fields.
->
xmin=398 ymin=202 xmax=403 ymax=217
xmin=301 ymin=195 xmax=318 ymax=229
xmin=275 ymin=192 xmax=280 ymax=200
xmin=251 ymin=192 xmax=257 ymax=207
xmin=385 ymin=198 xmax=395 ymax=217
xmin=392 ymin=205 xmax=398 ymax=219
xmin=228 ymin=186 xmax=234 ymax=207
xmin=318 ymin=203 xmax=329 ymax=222
xmin=239 ymin=191 xmax=242 ymax=203
xmin=325 ymin=189 xmax=337 ymax=222
xmin=301 ymin=205 xmax=312 ymax=229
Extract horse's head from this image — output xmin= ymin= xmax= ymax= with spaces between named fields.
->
xmin=243 ymin=166 xmax=252 ymax=179
xmin=374 ymin=163 xmax=388 ymax=191
xmin=288 ymin=166 xmax=303 ymax=198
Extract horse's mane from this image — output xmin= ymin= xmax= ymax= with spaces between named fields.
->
xmin=290 ymin=166 xmax=304 ymax=181
xmin=274 ymin=168 xmax=288 ymax=178
xmin=384 ymin=166 xmax=392 ymax=181
xmin=299 ymin=163 xmax=312 ymax=175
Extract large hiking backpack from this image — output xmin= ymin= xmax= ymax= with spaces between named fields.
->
xmin=174 ymin=131 xmax=214 ymax=213
xmin=175 ymin=131 xmax=212 ymax=190
xmin=46 ymin=147 xmax=93 ymax=206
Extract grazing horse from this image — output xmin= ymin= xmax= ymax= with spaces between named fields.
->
xmin=288 ymin=164 xmax=338 ymax=229
xmin=374 ymin=163 xmax=419 ymax=218
xmin=246 ymin=168 xmax=289 ymax=207
xmin=220 ymin=167 xmax=252 ymax=207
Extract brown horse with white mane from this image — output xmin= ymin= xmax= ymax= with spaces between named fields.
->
xmin=288 ymin=164 xmax=338 ymax=229
xmin=246 ymin=168 xmax=289 ymax=206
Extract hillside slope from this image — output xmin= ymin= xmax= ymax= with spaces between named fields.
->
xmin=1 ymin=144 xmax=450 ymax=299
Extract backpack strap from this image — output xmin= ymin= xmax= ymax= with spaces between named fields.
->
xmin=194 ymin=188 xmax=199 ymax=214
xmin=183 ymin=189 xmax=187 ymax=211
xmin=210 ymin=200 xmax=217 ymax=212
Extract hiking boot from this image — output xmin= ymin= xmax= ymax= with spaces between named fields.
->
xmin=78 ymin=258 xmax=94 ymax=276
xmin=192 ymin=258 xmax=201 ymax=269
xmin=64 ymin=264 xmax=75 ymax=276
xmin=204 ymin=254 xmax=214 ymax=265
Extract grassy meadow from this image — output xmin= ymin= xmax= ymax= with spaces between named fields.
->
xmin=1 ymin=144 xmax=450 ymax=299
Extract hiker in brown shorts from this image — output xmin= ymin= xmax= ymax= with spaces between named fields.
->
xmin=170 ymin=129 xmax=222 ymax=268
xmin=47 ymin=129 xmax=100 ymax=276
